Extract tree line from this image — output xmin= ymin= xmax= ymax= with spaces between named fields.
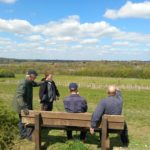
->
xmin=0 ymin=59 xmax=150 ymax=79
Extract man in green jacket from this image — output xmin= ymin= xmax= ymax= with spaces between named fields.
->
xmin=13 ymin=69 xmax=42 ymax=140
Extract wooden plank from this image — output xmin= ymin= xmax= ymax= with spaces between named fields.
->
xmin=22 ymin=117 xmax=91 ymax=127
xmin=108 ymin=122 xmax=125 ymax=130
xmin=101 ymin=115 xmax=108 ymax=150
xmin=105 ymin=115 xmax=124 ymax=122
xmin=34 ymin=113 xmax=41 ymax=150
xmin=21 ymin=111 xmax=124 ymax=123
xmin=21 ymin=110 xmax=92 ymax=120
xmin=42 ymin=118 xmax=91 ymax=127
xmin=22 ymin=113 xmax=125 ymax=130
xmin=40 ymin=112 xmax=92 ymax=120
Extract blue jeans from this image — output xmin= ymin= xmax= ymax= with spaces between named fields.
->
xmin=18 ymin=114 xmax=33 ymax=139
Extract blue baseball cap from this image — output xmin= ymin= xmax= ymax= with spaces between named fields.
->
xmin=69 ymin=83 xmax=78 ymax=90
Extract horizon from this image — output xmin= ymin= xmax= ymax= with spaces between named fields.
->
xmin=0 ymin=0 xmax=150 ymax=61
xmin=1 ymin=57 xmax=150 ymax=62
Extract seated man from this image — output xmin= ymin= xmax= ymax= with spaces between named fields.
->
xmin=90 ymin=85 xmax=129 ymax=147
xmin=63 ymin=83 xmax=88 ymax=141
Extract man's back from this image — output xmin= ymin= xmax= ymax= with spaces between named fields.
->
xmin=91 ymin=90 xmax=122 ymax=128
xmin=101 ymin=90 xmax=123 ymax=115
xmin=64 ymin=94 xmax=87 ymax=113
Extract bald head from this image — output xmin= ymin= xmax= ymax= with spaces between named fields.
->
xmin=108 ymin=85 xmax=117 ymax=96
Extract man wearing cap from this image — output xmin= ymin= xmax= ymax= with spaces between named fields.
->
xmin=90 ymin=85 xmax=129 ymax=147
xmin=63 ymin=83 xmax=88 ymax=141
xmin=13 ymin=69 xmax=43 ymax=140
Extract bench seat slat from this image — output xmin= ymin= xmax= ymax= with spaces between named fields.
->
xmin=21 ymin=111 xmax=125 ymax=129
xmin=21 ymin=111 xmax=92 ymax=120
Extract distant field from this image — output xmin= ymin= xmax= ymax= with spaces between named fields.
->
xmin=1 ymin=60 xmax=150 ymax=79
xmin=0 ymin=74 xmax=150 ymax=150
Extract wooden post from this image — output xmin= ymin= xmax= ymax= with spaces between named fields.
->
xmin=101 ymin=115 xmax=108 ymax=150
xmin=34 ymin=113 xmax=41 ymax=150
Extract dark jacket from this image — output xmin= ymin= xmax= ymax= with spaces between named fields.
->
xmin=13 ymin=79 xmax=42 ymax=114
xmin=91 ymin=90 xmax=123 ymax=128
xmin=39 ymin=78 xmax=60 ymax=103
xmin=63 ymin=94 xmax=88 ymax=113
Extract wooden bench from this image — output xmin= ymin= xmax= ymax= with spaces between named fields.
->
xmin=21 ymin=110 xmax=125 ymax=150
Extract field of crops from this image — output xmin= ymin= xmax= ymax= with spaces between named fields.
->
xmin=0 ymin=74 xmax=150 ymax=150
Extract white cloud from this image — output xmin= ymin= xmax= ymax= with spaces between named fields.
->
xmin=25 ymin=35 xmax=42 ymax=42
xmin=112 ymin=41 xmax=129 ymax=46
xmin=0 ymin=19 xmax=33 ymax=34
xmin=112 ymin=31 xmax=150 ymax=43
xmin=104 ymin=1 xmax=150 ymax=19
xmin=80 ymin=39 xmax=98 ymax=44
xmin=0 ymin=15 xmax=150 ymax=60
xmin=0 ymin=0 xmax=17 ymax=4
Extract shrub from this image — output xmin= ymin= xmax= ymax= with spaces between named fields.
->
xmin=65 ymin=140 xmax=88 ymax=150
xmin=0 ymin=69 xmax=15 ymax=78
xmin=0 ymin=104 xmax=18 ymax=149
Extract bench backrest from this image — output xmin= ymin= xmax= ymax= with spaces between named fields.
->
xmin=21 ymin=110 xmax=125 ymax=130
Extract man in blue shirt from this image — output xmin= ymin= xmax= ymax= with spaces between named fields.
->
xmin=90 ymin=85 xmax=129 ymax=147
xmin=64 ymin=83 xmax=88 ymax=141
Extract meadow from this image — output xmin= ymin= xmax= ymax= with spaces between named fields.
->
xmin=0 ymin=74 xmax=150 ymax=150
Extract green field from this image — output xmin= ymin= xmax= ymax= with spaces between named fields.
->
xmin=0 ymin=74 xmax=150 ymax=150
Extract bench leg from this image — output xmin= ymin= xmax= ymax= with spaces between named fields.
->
xmin=35 ymin=113 xmax=41 ymax=150
xmin=101 ymin=116 xmax=109 ymax=150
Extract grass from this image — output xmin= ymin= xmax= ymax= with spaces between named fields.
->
xmin=0 ymin=75 xmax=150 ymax=149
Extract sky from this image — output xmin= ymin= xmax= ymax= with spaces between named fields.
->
xmin=0 ymin=0 xmax=150 ymax=60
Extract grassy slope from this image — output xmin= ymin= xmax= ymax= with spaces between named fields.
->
xmin=0 ymin=75 xmax=150 ymax=150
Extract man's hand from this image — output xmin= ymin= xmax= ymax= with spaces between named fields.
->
xmin=23 ymin=108 xmax=29 ymax=115
xmin=90 ymin=127 xmax=95 ymax=134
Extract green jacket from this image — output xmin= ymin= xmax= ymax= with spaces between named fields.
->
xmin=13 ymin=79 xmax=42 ymax=114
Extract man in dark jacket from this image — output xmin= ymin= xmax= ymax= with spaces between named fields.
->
xmin=63 ymin=83 xmax=88 ymax=141
xmin=39 ymin=72 xmax=60 ymax=111
xmin=13 ymin=69 xmax=42 ymax=140
xmin=90 ymin=85 xmax=129 ymax=147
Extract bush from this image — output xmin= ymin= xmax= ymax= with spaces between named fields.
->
xmin=0 ymin=69 xmax=15 ymax=78
xmin=0 ymin=104 xmax=18 ymax=149
xmin=65 ymin=140 xmax=88 ymax=150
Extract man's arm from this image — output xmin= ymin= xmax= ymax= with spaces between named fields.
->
xmin=16 ymin=82 xmax=28 ymax=114
xmin=90 ymin=100 xmax=105 ymax=134
xmin=32 ymin=81 xmax=44 ymax=87
xmin=82 ymin=99 xmax=88 ymax=112
xmin=116 ymin=89 xmax=122 ymax=100
xmin=63 ymin=98 xmax=69 ymax=112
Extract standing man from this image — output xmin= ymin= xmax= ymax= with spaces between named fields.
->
xmin=90 ymin=85 xmax=129 ymax=147
xmin=13 ymin=69 xmax=42 ymax=140
xmin=39 ymin=71 xmax=60 ymax=111
xmin=63 ymin=83 xmax=88 ymax=141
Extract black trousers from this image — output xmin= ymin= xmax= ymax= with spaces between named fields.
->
xmin=120 ymin=122 xmax=129 ymax=146
xmin=41 ymin=101 xmax=53 ymax=111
